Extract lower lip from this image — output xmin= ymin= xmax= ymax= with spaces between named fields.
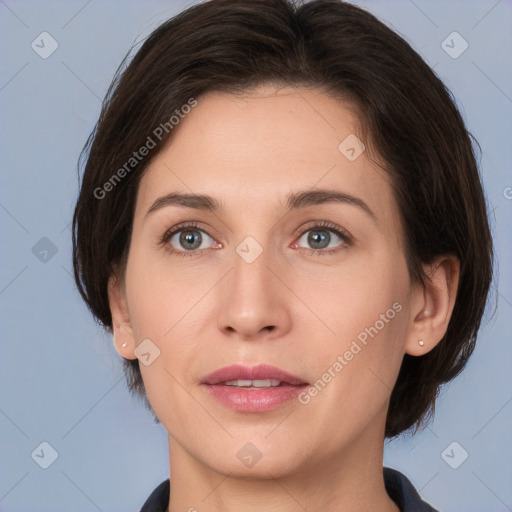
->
xmin=203 ymin=384 xmax=308 ymax=412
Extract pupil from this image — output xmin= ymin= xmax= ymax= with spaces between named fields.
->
xmin=309 ymin=230 xmax=329 ymax=249
xmin=180 ymin=230 xmax=201 ymax=250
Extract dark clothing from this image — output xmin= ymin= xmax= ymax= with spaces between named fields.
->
xmin=139 ymin=466 xmax=439 ymax=511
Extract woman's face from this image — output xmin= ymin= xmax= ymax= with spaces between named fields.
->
xmin=114 ymin=85 xmax=421 ymax=478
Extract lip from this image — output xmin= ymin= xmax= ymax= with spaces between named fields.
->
xmin=201 ymin=364 xmax=309 ymax=413
xmin=201 ymin=364 xmax=307 ymax=386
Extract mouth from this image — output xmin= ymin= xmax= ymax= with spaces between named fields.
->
xmin=201 ymin=364 xmax=309 ymax=412
xmin=201 ymin=364 xmax=308 ymax=386
xmin=221 ymin=378 xmax=284 ymax=388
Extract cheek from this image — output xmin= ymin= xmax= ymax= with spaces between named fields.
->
xmin=124 ymin=246 xmax=210 ymax=340
xmin=301 ymin=254 xmax=411 ymax=407
xmin=295 ymin=245 xmax=410 ymax=341
xmin=124 ymin=250 xmax=212 ymax=396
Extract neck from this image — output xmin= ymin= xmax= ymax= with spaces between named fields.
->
xmin=166 ymin=414 xmax=399 ymax=512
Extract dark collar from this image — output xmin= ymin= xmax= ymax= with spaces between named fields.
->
xmin=139 ymin=466 xmax=439 ymax=512
xmin=383 ymin=467 xmax=439 ymax=511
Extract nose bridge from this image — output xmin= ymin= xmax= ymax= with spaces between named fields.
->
xmin=216 ymin=231 xmax=291 ymax=337
xmin=231 ymin=233 xmax=276 ymax=305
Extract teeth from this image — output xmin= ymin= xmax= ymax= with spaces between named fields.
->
xmin=222 ymin=379 xmax=282 ymax=388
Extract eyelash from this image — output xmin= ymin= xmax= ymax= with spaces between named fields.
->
xmin=159 ymin=220 xmax=353 ymax=258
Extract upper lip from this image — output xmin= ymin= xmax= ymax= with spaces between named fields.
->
xmin=201 ymin=364 xmax=308 ymax=385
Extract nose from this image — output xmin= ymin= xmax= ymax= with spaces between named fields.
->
xmin=216 ymin=238 xmax=292 ymax=340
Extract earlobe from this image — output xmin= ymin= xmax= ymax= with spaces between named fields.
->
xmin=108 ymin=275 xmax=137 ymax=359
xmin=111 ymin=327 xmax=136 ymax=359
xmin=405 ymin=255 xmax=460 ymax=356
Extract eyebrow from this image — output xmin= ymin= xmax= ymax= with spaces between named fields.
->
xmin=145 ymin=188 xmax=377 ymax=222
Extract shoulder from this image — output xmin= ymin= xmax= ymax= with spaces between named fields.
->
xmin=384 ymin=466 xmax=440 ymax=512
xmin=138 ymin=478 xmax=170 ymax=512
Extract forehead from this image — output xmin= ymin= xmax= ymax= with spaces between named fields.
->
xmin=135 ymin=85 xmax=397 ymax=226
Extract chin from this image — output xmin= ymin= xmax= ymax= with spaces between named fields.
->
xmin=193 ymin=435 xmax=307 ymax=479
xmin=216 ymin=452 xmax=303 ymax=480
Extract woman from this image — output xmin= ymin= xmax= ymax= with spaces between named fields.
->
xmin=72 ymin=0 xmax=493 ymax=510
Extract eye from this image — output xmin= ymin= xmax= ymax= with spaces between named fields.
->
xmin=160 ymin=220 xmax=352 ymax=257
xmin=294 ymin=221 xmax=352 ymax=255
xmin=161 ymin=222 xmax=220 ymax=256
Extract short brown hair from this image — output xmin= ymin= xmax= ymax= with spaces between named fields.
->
xmin=72 ymin=0 xmax=493 ymax=438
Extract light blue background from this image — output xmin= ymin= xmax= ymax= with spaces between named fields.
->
xmin=0 ymin=1 xmax=510 ymax=511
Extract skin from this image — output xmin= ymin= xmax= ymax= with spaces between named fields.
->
xmin=108 ymin=85 xmax=459 ymax=512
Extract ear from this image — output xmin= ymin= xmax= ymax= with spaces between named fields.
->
xmin=107 ymin=273 xmax=137 ymax=360
xmin=405 ymin=255 xmax=460 ymax=356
